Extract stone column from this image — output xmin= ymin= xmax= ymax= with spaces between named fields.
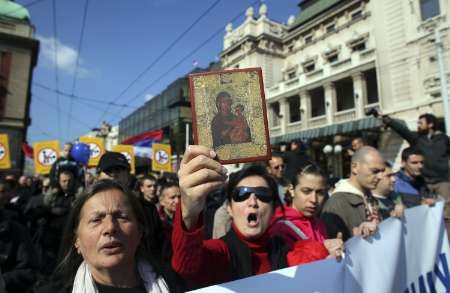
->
xmin=279 ymin=97 xmax=288 ymax=135
xmin=300 ymin=90 xmax=311 ymax=129
xmin=324 ymin=82 xmax=336 ymax=124
xmin=352 ymin=72 xmax=367 ymax=119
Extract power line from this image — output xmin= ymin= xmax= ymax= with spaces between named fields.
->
xmin=51 ymin=0 xmax=61 ymax=140
xmin=68 ymin=0 xmax=90 ymax=139
xmin=33 ymin=82 xmax=138 ymax=109
xmin=95 ymin=0 xmax=223 ymax=126
xmin=33 ymin=94 xmax=93 ymax=132
xmin=109 ymin=0 xmax=263 ymax=121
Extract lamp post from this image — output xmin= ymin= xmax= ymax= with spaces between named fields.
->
xmin=323 ymin=144 xmax=343 ymax=177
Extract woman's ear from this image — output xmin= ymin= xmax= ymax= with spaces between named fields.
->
xmin=287 ymin=184 xmax=294 ymax=197
xmin=226 ymin=200 xmax=233 ymax=218
xmin=74 ymin=239 xmax=81 ymax=255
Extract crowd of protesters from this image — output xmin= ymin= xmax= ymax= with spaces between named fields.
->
xmin=0 ymin=112 xmax=447 ymax=292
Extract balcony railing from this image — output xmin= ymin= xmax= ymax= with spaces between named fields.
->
xmin=308 ymin=115 xmax=327 ymax=128
xmin=334 ymin=108 xmax=356 ymax=123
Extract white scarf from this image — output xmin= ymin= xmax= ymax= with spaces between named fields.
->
xmin=72 ymin=260 xmax=169 ymax=293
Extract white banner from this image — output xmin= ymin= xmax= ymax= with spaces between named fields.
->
xmin=191 ymin=201 xmax=450 ymax=293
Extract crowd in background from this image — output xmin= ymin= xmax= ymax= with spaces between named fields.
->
xmin=0 ymin=111 xmax=447 ymax=292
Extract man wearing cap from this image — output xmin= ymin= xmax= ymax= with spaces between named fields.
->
xmin=97 ymin=152 xmax=131 ymax=187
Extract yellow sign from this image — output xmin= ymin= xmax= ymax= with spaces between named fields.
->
xmin=0 ymin=134 xmax=11 ymax=169
xmin=152 ymin=143 xmax=172 ymax=172
xmin=112 ymin=145 xmax=135 ymax=174
xmin=33 ymin=140 xmax=59 ymax=174
xmin=80 ymin=136 xmax=105 ymax=167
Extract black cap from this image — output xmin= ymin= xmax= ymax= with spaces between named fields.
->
xmin=97 ymin=152 xmax=130 ymax=173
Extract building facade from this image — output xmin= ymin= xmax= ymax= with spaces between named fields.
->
xmin=220 ymin=0 xmax=449 ymax=175
xmin=0 ymin=0 xmax=39 ymax=174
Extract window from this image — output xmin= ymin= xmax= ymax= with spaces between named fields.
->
xmin=304 ymin=63 xmax=315 ymax=73
xmin=351 ymin=10 xmax=363 ymax=20
xmin=310 ymin=87 xmax=325 ymax=117
xmin=326 ymin=23 xmax=336 ymax=33
xmin=420 ymin=0 xmax=440 ymax=20
xmin=304 ymin=34 xmax=313 ymax=44
xmin=352 ymin=42 xmax=366 ymax=52
xmin=0 ymin=51 xmax=11 ymax=119
xmin=335 ymin=77 xmax=355 ymax=111
xmin=328 ymin=54 xmax=338 ymax=63
xmin=270 ymin=102 xmax=281 ymax=127
xmin=287 ymin=70 xmax=296 ymax=80
xmin=364 ymin=68 xmax=379 ymax=104
xmin=288 ymin=95 xmax=301 ymax=122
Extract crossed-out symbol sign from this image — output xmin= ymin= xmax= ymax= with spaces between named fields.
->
xmin=89 ymin=143 xmax=101 ymax=159
xmin=38 ymin=148 xmax=58 ymax=166
xmin=155 ymin=150 xmax=169 ymax=165
xmin=120 ymin=152 xmax=132 ymax=164
xmin=0 ymin=143 xmax=5 ymax=160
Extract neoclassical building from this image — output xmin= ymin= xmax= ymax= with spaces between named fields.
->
xmin=220 ymin=0 xmax=449 ymax=175
xmin=0 ymin=0 xmax=39 ymax=174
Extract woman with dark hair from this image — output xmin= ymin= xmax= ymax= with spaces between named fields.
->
xmin=35 ymin=179 xmax=182 ymax=293
xmin=269 ymin=164 xmax=343 ymax=256
xmin=172 ymin=146 xmax=332 ymax=290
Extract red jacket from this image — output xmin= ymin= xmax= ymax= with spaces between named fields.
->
xmin=171 ymin=204 xmax=329 ymax=289
xmin=269 ymin=206 xmax=328 ymax=249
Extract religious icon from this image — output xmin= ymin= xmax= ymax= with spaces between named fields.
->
xmin=189 ymin=68 xmax=271 ymax=164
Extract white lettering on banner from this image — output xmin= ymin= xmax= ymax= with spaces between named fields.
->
xmin=190 ymin=201 xmax=450 ymax=293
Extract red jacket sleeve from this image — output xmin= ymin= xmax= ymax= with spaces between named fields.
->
xmin=286 ymin=239 xmax=329 ymax=267
xmin=171 ymin=203 xmax=231 ymax=289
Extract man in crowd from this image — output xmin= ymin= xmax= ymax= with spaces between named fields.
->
xmin=158 ymin=181 xmax=181 ymax=226
xmin=48 ymin=142 xmax=84 ymax=188
xmin=138 ymin=174 xmax=158 ymax=204
xmin=381 ymin=113 xmax=450 ymax=197
xmin=347 ymin=137 xmax=368 ymax=157
xmin=394 ymin=147 xmax=433 ymax=208
xmin=321 ymin=146 xmax=384 ymax=241
xmin=97 ymin=151 xmax=132 ymax=187
xmin=371 ymin=161 xmax=404 ymax=219
xmin=283 ymin=139 xmax=311 ymax=183
xmin=0 ymin=180 xmax=38 ymax=292
xmin=266 ymin=152 xmax=289 ymax=204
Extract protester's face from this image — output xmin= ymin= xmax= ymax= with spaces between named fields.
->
xmin=267 ymin=157 xmax=284 ymax=179
xmin=375 ymin=167 xmax=396 ymax=195
xmin=291 ymin=174 xmax=326 ymax=218
xmin=403 ymin=155 xmax=424 ymax=178
xmin=18 ymin=176 xmax=27 ymax=187
xmin=228 ymin=175 xmax=273 ymax=239
xmin=417 ymin=118 xmax=431 ymax=134
xmin=353 ymin=152 xmax=385 ymax=190
xmin=159 ymin=186 xmax=181 ymax=217
xmin=62 ymin=144 xmax=72 ymax=158
xmin=352 ymin=139 xmax=364 ymax=151
xmin=26 ymin=177 xmax=33 ymax=187
xmin=75 ymin=189 xmax=142 ymax=274
xmin=85 ymin=173 xmax=95 ymax=185
xmin=59 ymin=173 xmax=73 ymax=192
xmin=140 ymin=179 xmax=157 ymax=202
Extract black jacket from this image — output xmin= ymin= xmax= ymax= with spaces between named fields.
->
xmin=384 ymin=117 xmax=450 ymax=183
xmin=0 ymin=210 xmax=39 ymax=293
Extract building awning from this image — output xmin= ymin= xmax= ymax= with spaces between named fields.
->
xmin=270 ymin=117 xmax=382 ymax=144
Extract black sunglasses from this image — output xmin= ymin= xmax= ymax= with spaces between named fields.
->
xmin=231 ymin=186 xmax=273 ymax=203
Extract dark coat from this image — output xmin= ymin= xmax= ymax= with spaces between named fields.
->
xmin=384 ymin=117 xmax=450 ymax=183
xmin=0 ymin=210 xmax=39 ymax=293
